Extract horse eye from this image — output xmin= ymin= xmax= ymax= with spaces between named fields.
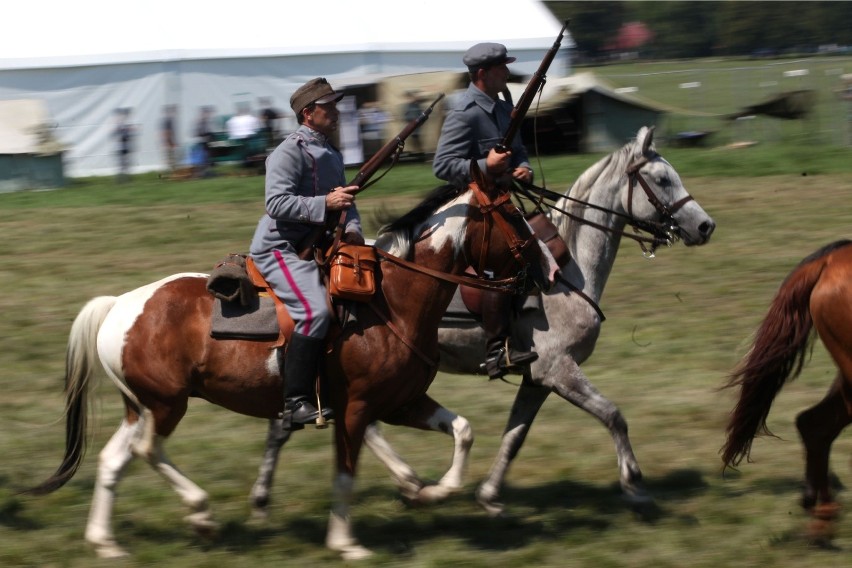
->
xmin=657 ymin=176 xmax=671 ymax=187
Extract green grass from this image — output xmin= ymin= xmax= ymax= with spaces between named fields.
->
xmin=584 ymin=55 xmax=852 ymax=148
xmin=1 ymin=149 xmax=852 ymax=567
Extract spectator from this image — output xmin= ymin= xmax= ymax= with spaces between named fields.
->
xmin=401 ymin=90 xmax=425 ymax=157
xmin=192 ymin=106 xmax=215 ymax=177
xmin=113 ymin=108 xmax=135 ymax=183
xmin=226 ymin=103 xmax=261 ymax=140
xmin=258 ymin=97 xmax=283 ymax=148
xmin=160 ymin=104 xmax=178 ymax=173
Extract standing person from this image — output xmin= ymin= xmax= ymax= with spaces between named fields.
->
xmin=401 ymin=91 xmax=425 ymax=158
xmin=113 ymin=108 xmax=135 ymax=183
xmin=193 ymin=106 xmax=215 ymax=176
xmin=226 ymin=103 xmax=261 ymax=141
xmin=433 ymin=42 xmax=537 ymax=380
xmin=160 ymin=104 xmax=178 ymax=173
xmin=258 ymin=97 xmax=283 ymax=148
xmin=249 ymin=77 xmax=364 ymax=429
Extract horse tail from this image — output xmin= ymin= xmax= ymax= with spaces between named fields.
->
xmin=720 ymin=243 xmax=844 ymax=469
xmin=25 ymin=295 xmax=117 ymax=495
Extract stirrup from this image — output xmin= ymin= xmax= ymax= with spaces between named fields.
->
xmin=281 ymin=399 xmax=333 ymax=430
xmin=481 ymin=341 xmax=538 ymax=380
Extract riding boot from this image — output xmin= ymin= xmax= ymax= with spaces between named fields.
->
xmin=280 ymin=333 xmax=333 ymax=430
xmin=480 ymin=290 xmax=537 ymax=379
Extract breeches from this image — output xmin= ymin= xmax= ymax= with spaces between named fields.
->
xmin=251 ymin=247 xmax=331 ymax=338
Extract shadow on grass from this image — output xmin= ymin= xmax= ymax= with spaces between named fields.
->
xmin=149 ymin=467 xmax=716 ymax=556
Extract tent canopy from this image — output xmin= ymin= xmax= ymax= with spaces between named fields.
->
xmin=2 ymin=0 xmax=568 ymax=69
xmin=1 ymin=0 xmax=570 ymax=177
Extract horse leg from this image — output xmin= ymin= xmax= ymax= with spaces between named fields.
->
xmin=326 ymin=410 xmax=372 ymax=561
xmin=85 ymin=417 xmax=142 ymax=558
xmin=477 ymin=359 xmax=651 ymax=517
xmin=369 ymin=395 xmax=474 ymax=504
xmin=476 ymin=379 xmax=549 ymax=517
xmin=549 ymin=361 xmax=650 ymax=506
xmin=363 ymin=422 xmax=426 ymax=502
xmin=249 ymin=417 xmax=294 ymax=521
xmin=795 ymin=373 xmax=851 ymax=544
xmin=135 ymin=405 xmax=219 ymax=537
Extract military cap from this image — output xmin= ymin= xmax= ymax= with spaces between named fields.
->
xmin=290 ymin=77 xmax=344 ymax=115
xmin=462 ymin=42 xmax=517 ymax=69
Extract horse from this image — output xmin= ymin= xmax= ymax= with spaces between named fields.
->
xmin=249 ymin=125 xmax=717 ymax=517
xmin=26 ymin=179 xmax=558 ymax=560
xmin=722 ymin=239 xmax=852 ymax=545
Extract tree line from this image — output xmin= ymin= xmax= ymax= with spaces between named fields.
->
xmin=545 ymin=1 xmax=852 ymax=60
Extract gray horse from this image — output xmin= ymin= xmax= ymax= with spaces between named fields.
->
xmin=249 ymin=126 xmax=716 ymax=518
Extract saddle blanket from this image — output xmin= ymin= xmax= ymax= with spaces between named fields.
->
xmin=210 ymin=294 xmax=279 ymax=340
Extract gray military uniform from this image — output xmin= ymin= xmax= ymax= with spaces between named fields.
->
xmin=433 ymin=83 xmax=531 ymax=186
xmin=250 ymin=124 xmax=361 ymax=338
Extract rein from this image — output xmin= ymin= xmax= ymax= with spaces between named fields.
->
xmin=514 ymin=156 xmax=691 ymax=257
xmin=357 ymin=181 xmax=538 ymax=369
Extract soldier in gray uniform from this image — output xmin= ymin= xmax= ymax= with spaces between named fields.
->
xmin=250 ymin=77 xmax=364 ymax=428
xmin=433 ymin=42 xmax=538 ymax=380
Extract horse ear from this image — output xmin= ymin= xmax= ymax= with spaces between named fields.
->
xmin=641 ymin=126 xmax=656 ymax=154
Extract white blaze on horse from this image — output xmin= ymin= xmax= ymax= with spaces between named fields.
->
xmin=25 ymin=178 xmax=558 ymax=560
xmin=249 ymin=126 xmax=716 ymax=517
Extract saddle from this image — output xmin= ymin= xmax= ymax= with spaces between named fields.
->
xmin=206 ymin=246 xmax=378 ymax=347
xmin=207 ymin=254 xmax=293 ymax=347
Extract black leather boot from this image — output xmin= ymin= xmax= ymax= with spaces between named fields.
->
xmin=280 ymin=333 xmax=333 ymax=429
xmin=480 ymin=290 xmax=538 ymax=379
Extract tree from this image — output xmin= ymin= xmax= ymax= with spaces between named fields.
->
xmin=544 ymin=1 xmax=625 ymax=58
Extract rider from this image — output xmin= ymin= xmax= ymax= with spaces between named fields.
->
xmin=249 ymin=77 xmax=364 ymax=428
xmin=433 ymin=42 xmax=538 ymax=380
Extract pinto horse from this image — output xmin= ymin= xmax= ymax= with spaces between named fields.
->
xmin=249 ymin=126 xmax=716 ymax=517
xmin=722 ymin=239 xmax=852 ymax=544
xmin=27 ymin=180 xmax=557 ymax=560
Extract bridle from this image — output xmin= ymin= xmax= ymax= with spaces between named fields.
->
xmin=625 ymin=153 xmax=694 ymax=257
xmin=514 ymin=152 xmax=693 ymax=258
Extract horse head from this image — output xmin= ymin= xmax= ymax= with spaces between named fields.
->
xmin=376 ymin=178 xmax=557 ymax=294
xmin=624 ymin=126 xmax=715 ymax=247
xmin=464 ymin=171 xmax=558 ymax=293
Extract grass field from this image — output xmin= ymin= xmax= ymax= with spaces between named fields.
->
xmin=1 ymin=145 xmax=851 ymax=567
xmin=586 ymin=55 xmax=852 ymax=147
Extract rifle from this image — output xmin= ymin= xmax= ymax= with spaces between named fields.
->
xmin=496 ymin=20 xmax=569 ymax=154
xmin=297 ymin=92 xmax=446 ymax=259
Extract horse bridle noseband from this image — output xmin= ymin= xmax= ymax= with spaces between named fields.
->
xmin=626 ymin=154 xmax=694 ymax=221
xmin=625 ymin=154 xmax=694 ymax=257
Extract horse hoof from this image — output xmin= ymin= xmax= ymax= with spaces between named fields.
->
xmin=415 ymin=484 xmax=457 ymax=504
xmin=185 ymin=512 xmax=220 ymax=538
xmin=341 ymin=545 xmax=373 ymax=561
xmin=249 ymin=507 xmax=270 ymax=524
xmin=476 ymin=495 xmax=506 ymax=518
xmin=92 ymin=541 xmax=129 ymax=559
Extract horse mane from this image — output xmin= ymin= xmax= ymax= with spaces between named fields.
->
xmin=552 ymin=137 xmax=639 ymax=238
xmin=375 ymin=183 xmax=465 ymax=255
xmin=786 ymin=239 xmax=852 ymax=282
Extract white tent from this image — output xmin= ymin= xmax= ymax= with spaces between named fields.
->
xmin=0 ymin=0 xmax=570 ymax=178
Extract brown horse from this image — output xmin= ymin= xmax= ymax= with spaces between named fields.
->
xmin=722 ymin=238 xmax=852 ymax=544
xmin=27 ymin=181 xmax=557 ymax=560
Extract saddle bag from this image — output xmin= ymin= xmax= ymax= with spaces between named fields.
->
xmin=526 ymin=211 xmax=570 ymax=268
xmin=327 ymin=244 xmax=378 ymax=302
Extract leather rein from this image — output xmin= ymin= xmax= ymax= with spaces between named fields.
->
xmin=374 ymin=180 xmax=538 ymax=294
xmin=515 ymin=153 xmax=693 ymax=258
xmin=356 ymin=180 xmax=540 ymax=370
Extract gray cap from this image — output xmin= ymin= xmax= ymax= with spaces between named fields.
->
xmin=463 ymin=42 xmax=517 ymax=69
xmin=290 ymin=77 xmax=344 ymax=115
